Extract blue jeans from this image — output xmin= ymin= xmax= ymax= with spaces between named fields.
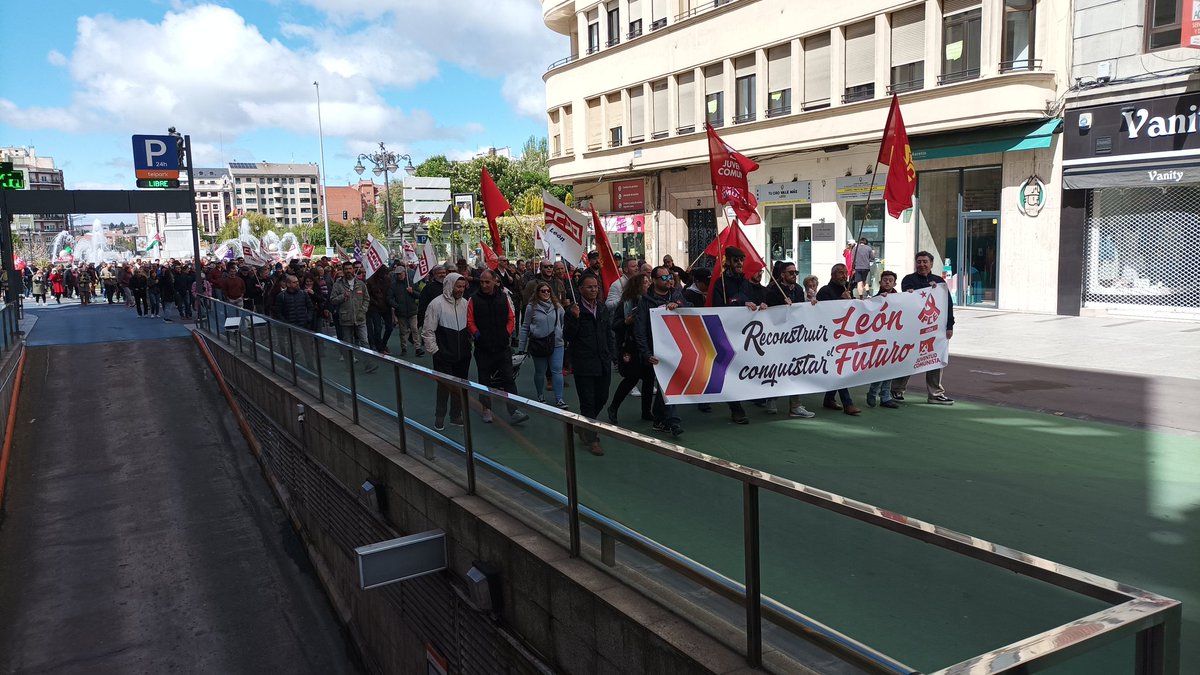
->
xmin=868 ymin=380 xmax=893 ymax=403
xmin=531 ymin=345 xmax=564 ymax=402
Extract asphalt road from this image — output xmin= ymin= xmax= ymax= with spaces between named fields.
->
xmin=0 ymin=328 xmax=361 ymax=674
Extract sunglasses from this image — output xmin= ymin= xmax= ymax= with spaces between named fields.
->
xmin=538 ymin=288 xmax=552 ymax=294
xmin=656 ymin=274 xmax=674 ymax=281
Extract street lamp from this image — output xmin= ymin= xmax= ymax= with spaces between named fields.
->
xmin=354 ymin=142 xmax=415 ymax=242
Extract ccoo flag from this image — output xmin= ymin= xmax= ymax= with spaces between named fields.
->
xmin=705 ymin=123 xmax=760 ymax=225
xmin=542 ymin=191 xmax=588 ymax=264
xmin=480 ymin=166 xmax=510 ymax=256
xmin=878 ymin=95 xmax=916 ymax=218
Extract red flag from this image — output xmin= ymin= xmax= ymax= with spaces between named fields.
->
xmin=479 ymin=241 xmax=499 ymax=270
xmin=705 ymin=123 xmax=760 ymax=225
xmin=702 ymin=219 xmax=766 ymax=281
xmin=589 ymin=205 xmax=620 ymax=295
xmin=878 ymin=95 xmax=916 ymax=218
xmin=479 ymin=166 xmax=510 ymax=256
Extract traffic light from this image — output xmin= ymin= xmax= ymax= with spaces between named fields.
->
xmin=342 ymin=210 xmax=348 ymax=220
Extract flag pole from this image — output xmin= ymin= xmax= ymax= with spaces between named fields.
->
xmin=853 ymin=160 xmax=883 ymax=243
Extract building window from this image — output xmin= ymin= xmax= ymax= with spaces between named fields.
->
xmin=803 ymin=32 xmax=831 ymax=110
xmin=651 ymin=80 xmax=669 ymax=139
xmin=941 ymin=3 xmax=982 ymax=84
xmin=587 ymin=9 xmax=600 ymax=53
xmin=610 ymin=126 xmax=624 ymax=148
xmin=552 ymin=134 xmax=562 ymax=156
xmin=606 ymin=4 xmax=621 ymax=46
xmin=587 ymin=97 xmax=603 ymax=150
xmin=843 ymin=20 xmax=875 ymax=103
xmin=733 ymin=55 xmax=755 ymax=123
xmin=890 ymin=6 xmax=925 ymax=93
xmin=705 ymin=64 xmax=724 ymax=127
xmin=1145 ymin=0 xmax=1182 ymax=51
xmin=629 ymin=87 xmax=646 ymax=142
xmin=677 ymin=71 xmax=696 ymax=134
xmin=1002 ymin=0 xmax=1036 ymax=71
xmin=606 ymin=91 xmax=624 ymax=145
xmin=766 ymin=44 xmax=791 ymax=117
xmin=650 ymin=0 xmax=667 ymax=29
xmin=629 ymin=0 xmax=643 ymax=38
xmin=563 ymin=105 xmax=574 ymax=153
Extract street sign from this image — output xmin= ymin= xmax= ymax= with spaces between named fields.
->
xmin=137 ymin=178 xmax=180 ymax=189
xmin=0 ymin=163 xmax=24 ymax=190
xmin=131 ymin=134 xmax=180 ymax=180
xmin=355 ymin=530 xmax=446 ymax=589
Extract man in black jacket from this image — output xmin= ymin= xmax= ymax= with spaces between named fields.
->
xmin=705 ymin=248 xmax=763 ymax=424
xmin=765 ymin=261 xmax=816 ymax=419
xmin=816 ymin=264 xmax=862 ymax=416
xmin=565 ymin=273 xmax=613 ymax=455
xmin=892 ymin=250 xmax=955 ymax=405
xmin=466 ymin=270 xmax=529 ymax=426
xmin=274 ymin=274 xmax=313 ymax=326
xmin=634 ymin=265 xmax=687 ymax=437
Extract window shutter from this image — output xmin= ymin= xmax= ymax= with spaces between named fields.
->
xmin=943 ymin=0 xmax=980 ymax=16
xmin=734 ymin=55 xmax=755 ymax=78
xmin=844 ymin=21 xmax=875 ymax=87
xmin=705 ymin=64 xmax=723 ymax=94
xmin=629 ymin=87 xmax=645 ymax=139
xmin=628 ymin=0 xmax=641 ymax=24
xmin=606 ymin=92 xmax=624 ymax=128
xmin=767 ymin=44 xmax=791 ymax=92
xmin=587 ymin=97 xmax=602 ymax=147
xmin=652 ymin=81 xmax=669 ymax=135
xmin=651 ymin=0 xmax=667 ymax=21
xmin=891 ymin=6 xmax=925 ymax=66
xmin=803 ymin=33 xmax=831 ymax=105
xmin=677 ymin=72 xmax=696 ymax=128
xmin=563 ymin=106 xmax=574 ymax=151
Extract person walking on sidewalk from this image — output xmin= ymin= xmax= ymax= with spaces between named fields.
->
xmin=130 ymin=266 xmax=149 ymax=316
xmin=634 ymin=265 xmax=688 ymax=437
xmin=565 ymin=273 xmax=613 ymax=456
xmin=851 ymin=237 xmax=875 ymax=299
xmin=389 ymin=264 xmax=421 ymax=356
xmin=892 ymin=251 xmax=955 ymax=405
xmin=518 ymin=281 xmax=566 ymax=408
xmin=422 ymin=272 xmax=472 ymax=431
xmin=330 ymin=262 xmax=375 ymax=373
xmin=31 ymin=269 xmax=46 ymax=304
xmin=466 ymin=270 xmax=529 ymax=426
xmin=867 ymin=271 xmax=901 ymax=409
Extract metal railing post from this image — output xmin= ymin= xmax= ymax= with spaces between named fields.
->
xmin=347 ymin=346 xmax=359 ymax=424
xmin=564 ymin=421 xmax=580 ymax=558
xmin=1135 ymin=603 xmax=1181 ymax=675
xmin=266 ymin=320 xmax=276 ymax=373
xmin=743 ymin=483 xmax=762 ymax=667
xmin=315 ymin=334 xmax=325 ymax=403
xmin=288 ymin=328 xmax=298 ymax=385
xmin=249 ymin=315 xmax=258 ymax=363
xmin=460 ymin=388 xmax=475 ymax=495
xmin=393 ymin=363 xmax=407 ymax=454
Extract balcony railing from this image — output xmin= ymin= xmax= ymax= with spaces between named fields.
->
xmin=674 ymin=0 xmax=737 ymax=22
xmin=938 ymin=68 xmax=980 ymax=85
xmin=677 ymin=125 xmax=696 ymax=135
xmin=842 ymin=83 xmax=875 ymax=104
xmin=733 ymin=112 xmax=756 ymax=124
xmin=766 ymin=105 xmax=791 ymax=119
xmin=547 ymin=54 xmax=577 ymax=71
xmin=886 ymin=79 xmax=924 ymax=95
xmin=651 ymin=130 xmax=669 ymax=140
xmin=606 ymin=36 xmax=621 ymax=47
xmin=999 ymin=58 xmax=1043 ymax=73
xmin=802 ymin=98 xmax=830 ymax=111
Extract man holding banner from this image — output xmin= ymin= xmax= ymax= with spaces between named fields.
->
xmin=892 ymin=251 xmax=955 ymax=405
xmin=635 ymin=265 xmax=688 ymax=437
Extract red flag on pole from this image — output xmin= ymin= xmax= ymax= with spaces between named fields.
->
xmin=589 ymin=205 xmax=620 ymax=295
xmin=479 ymin=241 xmax=500 ymax=270
xmin=878 ymin=95 xmax=916 ymax=218
xmin=479 ymin=166 xmax=510 ymax=256
xmin=702 ymin=219 xmax=766 ymax=281
xmin=705 ymin=123 xmax=761 ymax=225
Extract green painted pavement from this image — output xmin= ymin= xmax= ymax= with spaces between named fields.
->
xmin=233 ymin=322 xmax=1197 ymax=673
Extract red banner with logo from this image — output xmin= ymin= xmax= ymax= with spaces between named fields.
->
xmin=705 ymin=123 xmax=760 ymax=225
xmin=878 ymin=95 xmax=916 ymax=218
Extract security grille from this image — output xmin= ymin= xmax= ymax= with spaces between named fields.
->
xmin=1082 ymin=185 xmax=1200 ymax=313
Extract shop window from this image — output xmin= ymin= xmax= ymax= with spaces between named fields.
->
xmin=1002 ymin=0 xmax=1037 ymax=71
xmin=1145 ymin=0 xmax=1183 ymax=51
xmin=941 ymin=4 xmax=982 ymax=84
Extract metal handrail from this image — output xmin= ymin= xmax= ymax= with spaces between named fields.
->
xmin=197 ymin=296 xmax=1181 ymax=674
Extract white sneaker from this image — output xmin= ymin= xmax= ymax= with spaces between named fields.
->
xmin=789 ymin=405 xmax=816 ymax=418
xmin=630 ymin=389 xmax=641 ymax=397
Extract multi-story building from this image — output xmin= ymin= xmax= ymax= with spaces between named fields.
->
xmin=228 ymin=162 xmax=324 ymax=227
xmin=325 ymin=185 xmax=367 ymax=223
xmin=192 ymin=167 xmax=235 ymax=236
xmin=1059 ymin=0 xmax=1200 ymax=320
xmin=543 ymin=0 xmax=1073 ymax=313
xmin=0 ymin=146 xmax=66 ymax=247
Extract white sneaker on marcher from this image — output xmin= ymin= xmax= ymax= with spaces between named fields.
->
xmin=789 ymin=405 xmax=816 ymax=418
xmin=630 ymin=389 xmax=641 ymax=397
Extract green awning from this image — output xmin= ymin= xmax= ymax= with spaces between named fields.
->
xmin=910 ymin=118 xmax=1062 ymax=161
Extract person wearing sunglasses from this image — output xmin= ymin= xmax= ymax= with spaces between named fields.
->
xmin=765 ymin=261 xmax=817 ymax=419
xmin=708 ymin=247 xmax=766 ymax=424
xmin=633 ymin=265 xmax=688 ymax=437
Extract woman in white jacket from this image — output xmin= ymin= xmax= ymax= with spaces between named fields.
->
xmin=421 ymin=272 xmax=471 ymax=431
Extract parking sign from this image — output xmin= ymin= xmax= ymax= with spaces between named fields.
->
xmin=131 ymin=134 xmax=180 ymax=180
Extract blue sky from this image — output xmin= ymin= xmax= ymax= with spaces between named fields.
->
xmin=0 ymin=0 xmax=566 ymax=193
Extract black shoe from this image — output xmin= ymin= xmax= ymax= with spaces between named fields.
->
xmin=731 ymin=415 xmax=749 ymax=425
xmin=416 ymin=348 xmax=425 ymax=356
xmin=652 ymin=421 xmax=669 ymax=432
xmin=928 ymin=394 xmax=955 ymax=405
xmin=880 ymin=400 xmax=900 ymax=409
xmin=670 ymin=425 xmax=684 ymax=437
xmin=607 ymin=407 xmax=618 ymax=424
xmin=433 ymin=417 xmax=445 ymax=431
xmin=892 ymin=393 xmax=905 ymax=401
xmin=449 ymin=416 xmax=464 ymax=426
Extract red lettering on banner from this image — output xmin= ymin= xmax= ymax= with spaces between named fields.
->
xmin=366 ymin=248 xmax=383 ymax=269
xmin=544 ymin=204 xmax=585 ymax=243
xmin=833 ymin=339 xmax=914 ymax=375
xmin=831 ymin=302 xmax=905 ymax=340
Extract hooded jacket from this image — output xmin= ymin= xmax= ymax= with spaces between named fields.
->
xmin=421 ymin=272 xmax=471 ymax=361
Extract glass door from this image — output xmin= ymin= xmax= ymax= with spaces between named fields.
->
xmin=962 ymin=214 xmax=999 ymax=307
xmin=793 ymin=222 xmax=812 ymax=278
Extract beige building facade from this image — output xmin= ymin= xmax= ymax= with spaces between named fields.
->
xmin=0 ymin=146 xmax=67 ymax=247
xmin=228 ymin=162 xmax=324 ymax=228
xmin=543 ymin=0 xmax=1072 ymax=313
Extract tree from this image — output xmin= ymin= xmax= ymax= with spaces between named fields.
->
xmin=215 ymin=212 xmax=279 ymax=242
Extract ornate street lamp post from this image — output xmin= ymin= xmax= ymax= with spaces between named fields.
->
xmin=354 ymin=142 xmax=415 ymax=242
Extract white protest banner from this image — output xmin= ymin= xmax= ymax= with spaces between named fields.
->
xmin=649 ymin=286 xmax=951 ymax=404
xmin=542 ymin=191 xmax=587 ymax=264
xmin=241 ymin=244 xmax=269 ymax=267
xmin=363 ymin=233 xmax=390 ymax=278
xmin=414 ymin=241 xmax=437 ymax=282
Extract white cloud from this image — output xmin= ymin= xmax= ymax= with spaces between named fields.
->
xmin=47 ymin=50 xmax=67 ymax=67
xmin=0 ymin=5 xmax=477 ymax=141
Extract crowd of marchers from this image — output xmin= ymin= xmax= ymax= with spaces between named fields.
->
xmin=199 ymin=247 xmax=953 ymax=457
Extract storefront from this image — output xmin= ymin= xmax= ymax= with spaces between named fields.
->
xmin=1062 ymin=92 xmax=1200 ymax=319
xmin=757 ymin=181 xmax=813 ymax=277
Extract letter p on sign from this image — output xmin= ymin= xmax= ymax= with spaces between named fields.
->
xmin=132 ymin=134 xmax=180 ymax=180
